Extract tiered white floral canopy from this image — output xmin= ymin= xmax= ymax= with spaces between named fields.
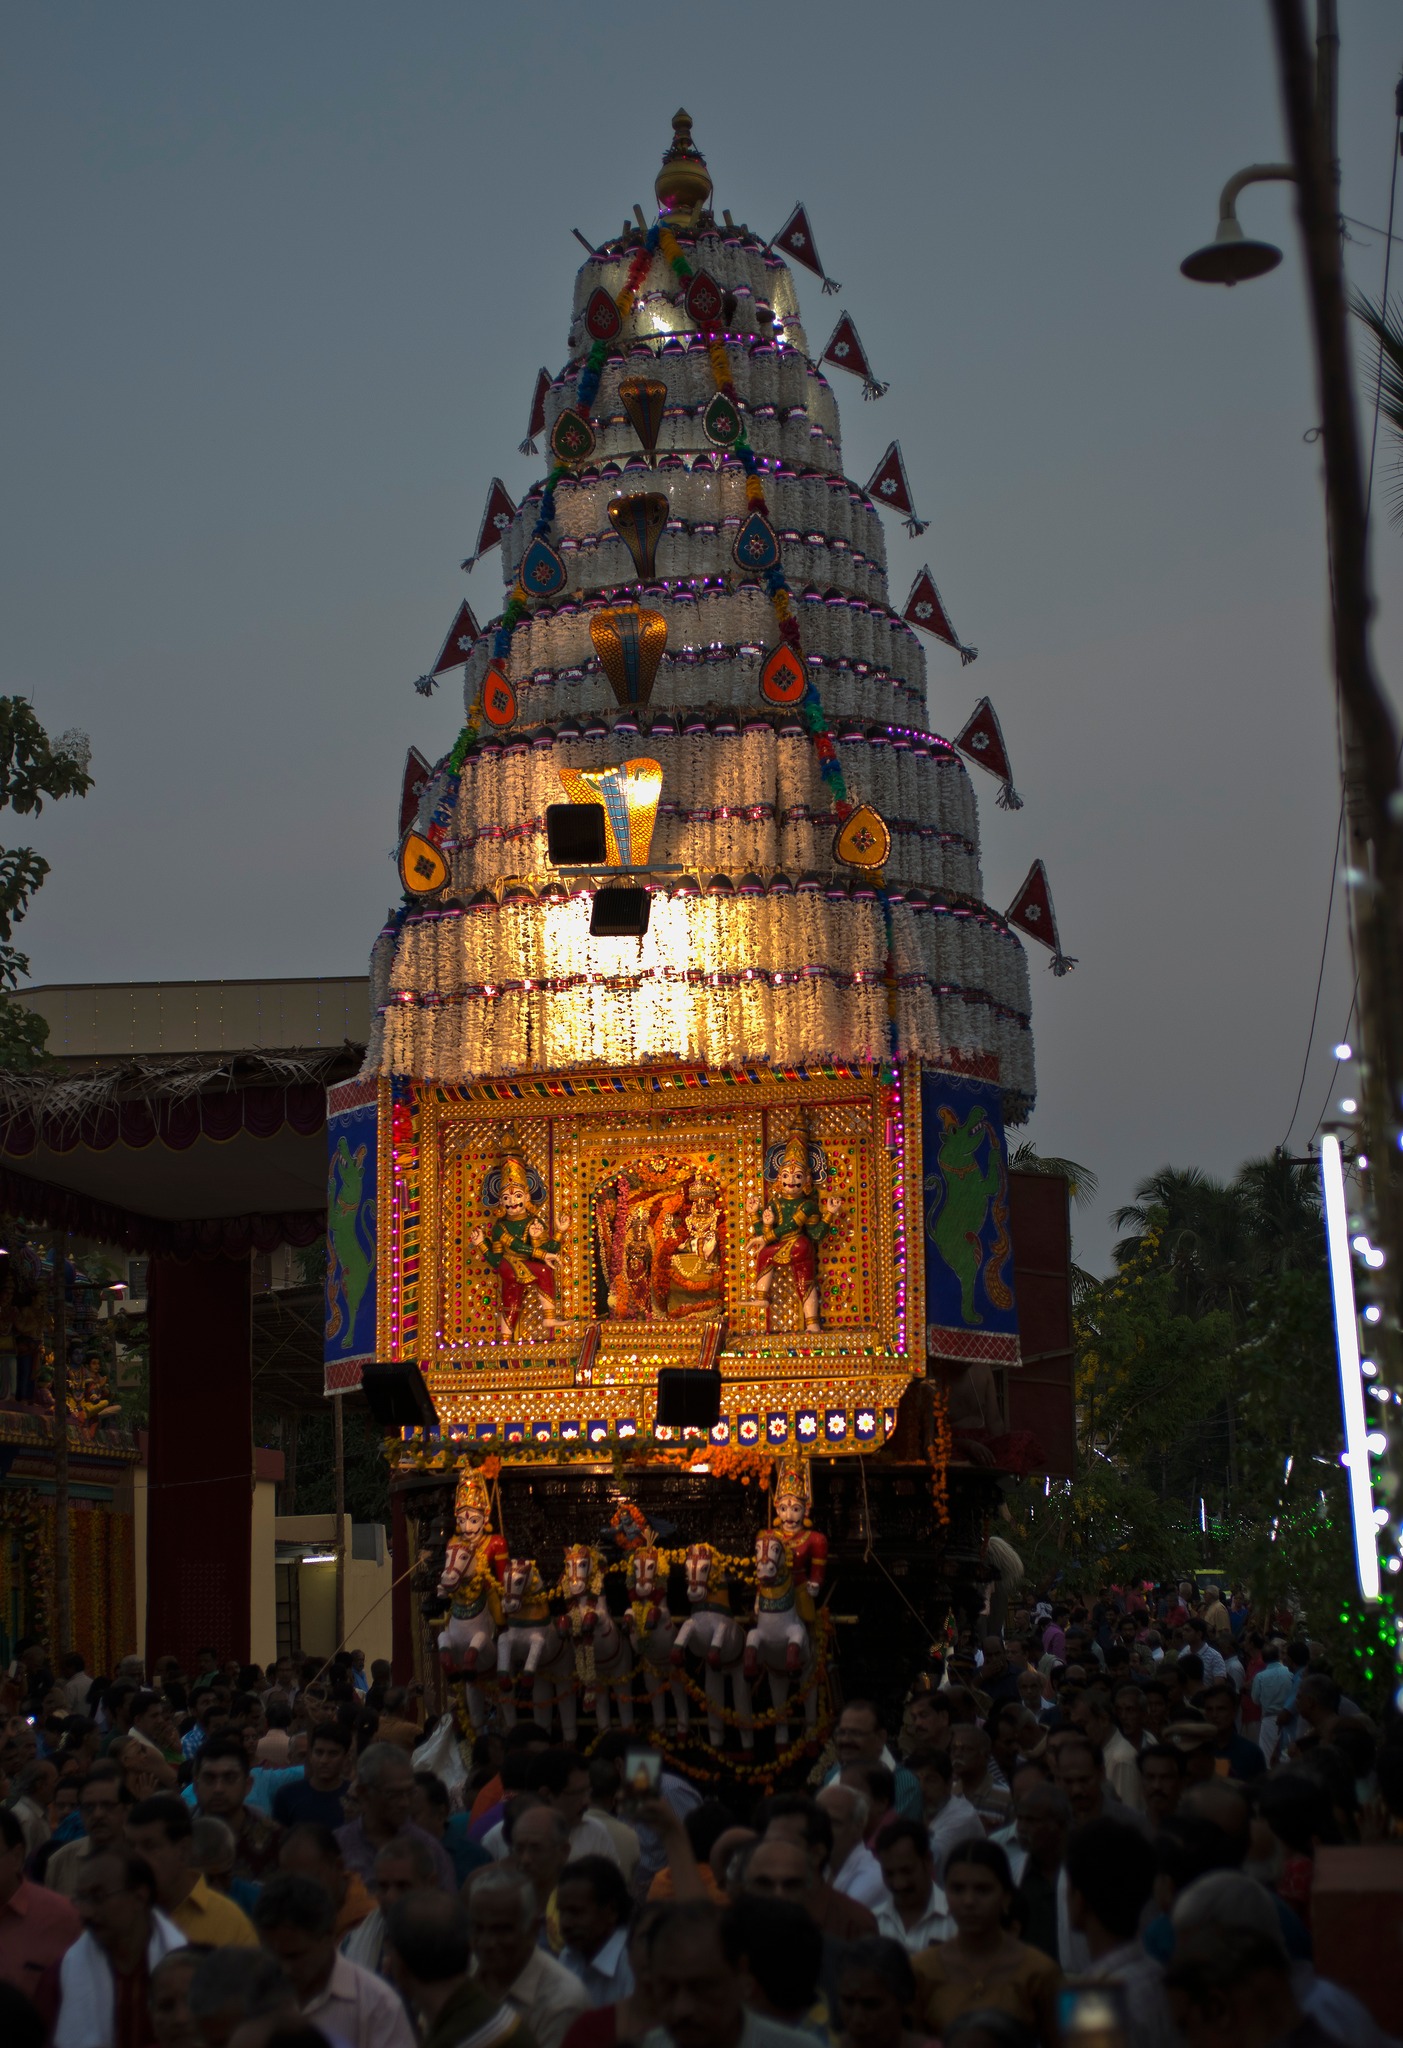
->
xmin=374 ymin=124 xmax=1033 ymax=1118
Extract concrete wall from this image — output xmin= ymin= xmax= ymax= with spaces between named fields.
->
xmin=275 ymin=1513 xmax=392 ymax=1667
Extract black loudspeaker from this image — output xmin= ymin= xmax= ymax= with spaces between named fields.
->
xmin=359 ymin=1361 xmax=439 ymax=1430
xmin=546 ymin=803 xmax=608 ymax=865
xmin=591 ymin=887 xmax=651 ymax=938
xmin=656 ymin=1368 xmax=722 ymax=1428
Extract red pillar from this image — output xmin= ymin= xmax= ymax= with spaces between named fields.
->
xmin=146 ymin=1254 xmax=252 ymax=1671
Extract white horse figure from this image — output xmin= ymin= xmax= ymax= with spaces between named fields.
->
xmin=673 ymin=1543 xmax=753 ymax=1749
xmin=622 ymin=1547 xmax=688 ymax=1733
xmin=743 ymin=1529 xmax=816 ymax=1748
xmin=559 ymin=1544 xmax=635 ymax=1730
xmin=496 ymin=1558 xmax=577 ymax=1740
xmin=435 ymin=1550 xmax=501 ymax=1732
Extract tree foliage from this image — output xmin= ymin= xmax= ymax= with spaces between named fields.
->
xmin=0 ymin=698 xmax=93 ymax=1066
xmin=1007 ymin=1151 xmax=1380 ymax=1701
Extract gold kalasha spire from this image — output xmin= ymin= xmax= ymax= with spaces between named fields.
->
xmin=656 ymin=109 xmax=712 ymax=228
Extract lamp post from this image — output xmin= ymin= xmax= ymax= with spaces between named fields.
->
xmin=1182 ymin=0 xmax=1403 ymax=1647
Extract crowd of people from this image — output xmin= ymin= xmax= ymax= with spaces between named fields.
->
xmin=0 ymin=1577 xmax=1399 ymax=2048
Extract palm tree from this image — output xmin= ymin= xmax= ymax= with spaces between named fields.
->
xmin=1008 ymin=1142 xmax=1099 ymax=1209
xmin=1353 ymin=294 xmax=1403 ymax=530
xmin=1234 ymin=1152 xmax=1323 ymax=1279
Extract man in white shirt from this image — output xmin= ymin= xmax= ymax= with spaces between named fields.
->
xmin=873 ymin=1819 xmax=953 ymax=1951
xmin=902 ymin=1747 xmax=984 ymax=1880
xmin=469 ymin=1864 xmax=587 ymax=2048
xmin=252 ymin=1870 xmax=415 ymax=2048
xmin=1071 ymin=1689 xmax=1145 ymax=1814
xmin=556 ymin=1856 xmax=634 ymax=2007
xmin=814 ymin=1783 xmax=886 ymax=1913
xmin=58 ymin=1850 xmax=187 ymax=2048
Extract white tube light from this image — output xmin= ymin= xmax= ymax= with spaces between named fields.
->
xmin=301 ymin=1552 xmax=337 ymax=1565
xmin=1320 ymin=1134 xmax=1381 ymax=1602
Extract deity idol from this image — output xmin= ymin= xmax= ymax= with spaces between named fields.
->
xmin=468 ymin=1135 xmax=564 ymax=1341
xmin=745 ymin=1113 xmax=843 ymax=1332
xmin=772 ymin=1455 xmax=828 ymax=1624
xmin=655 ymin=1171 xmax=725 ymax=1320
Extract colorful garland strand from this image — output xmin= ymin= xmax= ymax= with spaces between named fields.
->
xmin=652 ymin=224 xmax=851 ymax=819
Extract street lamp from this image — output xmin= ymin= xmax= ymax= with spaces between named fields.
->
xmin=1180 ymin=163 xmax=1295 ymax=283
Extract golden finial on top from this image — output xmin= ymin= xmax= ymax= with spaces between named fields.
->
xmin=656 ymin=108 xmax=712 ymax=229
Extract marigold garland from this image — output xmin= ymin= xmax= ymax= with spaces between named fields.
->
xmin=927 ymin=1379 xmax=952 ymax=1528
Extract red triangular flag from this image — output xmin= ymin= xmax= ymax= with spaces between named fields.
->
xmin=1006 ymin=860 xmax=1075 ymax=974
xmin=773 ymin=204 xmax=841 ymax=293
xmin=954 ymin=698 xmax=1022 ymax=810
xmin=865 ymin=442 xmax=927 ymax=536
xmin=520 ymin=368 xmax=551 ymax=454
xmin=399 ymin=747 xmax=432 ymax=836
xmin=432 ymin=598 xmax=482 ymax=674
xmin=413 ymin=599 xmax=482 ymax=696
xmin=820 ymin=313 xmax=888 ymax=399
xmin=902 ymin=567 xmax=977 ymax=664
xmin=463 ymin=479 xmax=517 ymax=569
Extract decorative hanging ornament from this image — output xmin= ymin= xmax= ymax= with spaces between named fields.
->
xmin=608 ymin=492 xmax=670 ymax=581
xmin=399 ymin=830 xmax=450 ymax=897
xmin=520 ymin=535 xmax=568 ymax=599
xmin=550 ymin=407 xmax=596 ymax=467
xmin=684 ymin=268 xmax=725 ymax=331
xmin=583 ymin=286 xmax=623 ymax=344
xmin=520 ymin=367 xmax=551 ymax=454
xmin=954 ymin=697 xmax=1022 ymax=810
xmin=865 ymin=442 xmax=928 ymax=536
xmin=618 ymin=377 xmax=668 ymax=455
xmin=1005 ymin=859 xmax=1075 ymax=975
xmin=589 ymin=606 xmax=668 ymax=707
xmin=398 ymin=747 xmax=433 ymax=836
xmin=733 ymin=510 xmax=781 ymax=574
xmin=481 ymin=664 xmax=518 ymax=729
xmin=819 ymin=312 xmax=889 ymax=399
xmin=703 ymin=390 xmax=742 ymax=447
xmin=759 ymin=643 xmax=807 ymax=706
xmin=772 ymin=203 xmax=841 ymax=294
xmin=902 ymin=566 xmax=977 ymax=664
xmin=833 ymin=805 xmax=892 ymax=871
xmin=558 ymin=757 xmax=664 ymax=867
xmin=414 ymin=598 xmax=482 ymax=695
xmin=462 ymin=479 xmax=516 ymax=570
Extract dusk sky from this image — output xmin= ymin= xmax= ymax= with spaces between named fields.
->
xmin=5 ymin=4 xmax=1401 ymax=1270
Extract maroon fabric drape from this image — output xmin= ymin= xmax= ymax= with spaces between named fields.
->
xmin=1003 ymin=1171 xmax=1074 ymax=1476
xmin=146 ymin=1253 xmax=252 ymax=1669
xmin=0 ymin=1083 xmax=327 ymax=1159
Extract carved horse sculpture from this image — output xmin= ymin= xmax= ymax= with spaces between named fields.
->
xmin=435 ymin=1554 xmax=501 ymax=1732
xmin=673 ymin=1542 xmax=753 ymax=1749
xmin=497 ymin=1557 xmax=577 ymax=1740
xmin=744 ymin=1529 xmax=817 ymax=1747
xmin=559 ymin=1544 xmax=635 ymax=1729
xmin=621 ymin=1546 xmax=688 ymax=1732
